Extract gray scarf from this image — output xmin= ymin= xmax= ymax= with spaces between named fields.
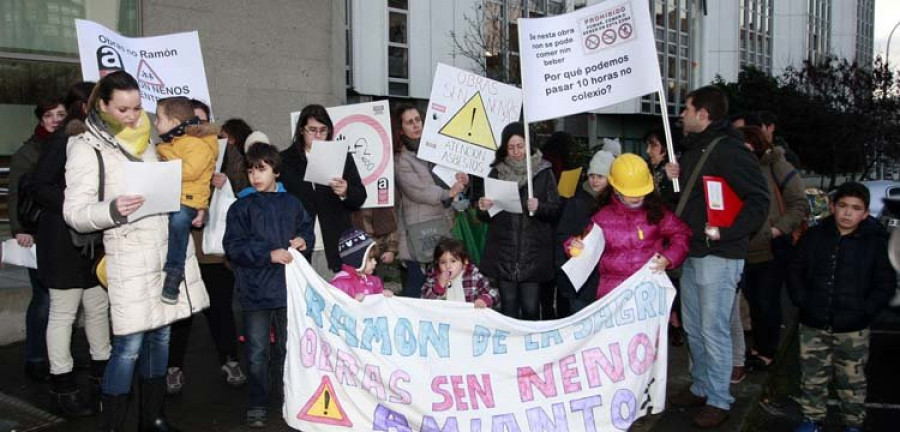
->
xmin=495 ymin=150 xmax=543 ymax=188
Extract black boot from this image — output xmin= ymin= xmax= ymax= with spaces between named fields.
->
xmin=100 ymin=394 xmax=129 ymax=431
xmin=139 ymin=377 xmax=180 ymax=432
xmin=89 ymin=360 xmax=107 ymax=414
xmin=50 ymin=372 xmax=92 ymax=418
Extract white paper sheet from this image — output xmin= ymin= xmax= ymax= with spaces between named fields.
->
xmin=1 ymin=239 xmax=37 ymax=269
xmin=562 ymin=224 xmax=606 ymax=291
xmin=484 ymin=177 xmax=523 ymax=217
xmin=303 ymin=140 xmax=349 ymax=186
xmin=124 ymin=161 xmax=182 ymax=221
xmin=432 ymin=165 xmax=458 ymax=188
xmin=215 ymin=138 xmax=227 ymax=173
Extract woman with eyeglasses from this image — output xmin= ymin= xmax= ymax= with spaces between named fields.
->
xmin=281 ymin=104 xmax=366 ymax=278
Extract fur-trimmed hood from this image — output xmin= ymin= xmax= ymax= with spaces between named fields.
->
xmin=183 ymin=122 xmax=220 ymax=139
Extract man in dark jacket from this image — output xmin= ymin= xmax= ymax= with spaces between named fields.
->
xmin=666 ymin=86 xmax=770 ymax=429
xmin=787 ymin=183 xmax=894 ymax=432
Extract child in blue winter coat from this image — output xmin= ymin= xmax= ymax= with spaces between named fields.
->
xmin=223 ymin=143 xmax=313 ymax=428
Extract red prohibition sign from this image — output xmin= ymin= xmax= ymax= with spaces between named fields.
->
xmin=585 ymin=34 xmax=601 ymax=50
xmin=618 ymin=23 xmax=633 ymax=39
xmin=602 ymin=29 xmax=617 ymax=45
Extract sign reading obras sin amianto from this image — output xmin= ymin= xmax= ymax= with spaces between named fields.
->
xmin=75 ymin=19 xmax=211 ymax=114
xmin=284 ymin=250 xmax=674 ymax=431
xmin=417 ymin=64 xmax=523 ymax=178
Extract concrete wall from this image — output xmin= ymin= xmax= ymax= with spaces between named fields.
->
xmin=142 ymin=0 xmax=346 ymax=148
xmin=772 ymin=0 xmax=809 ymax=75
xmin=698 ymin=1 xmax=740 ymax=84
xmin=351 ymin=0 xmax=479 ymax=99
xmin=830 ymin=0 xmax=859 ymax=62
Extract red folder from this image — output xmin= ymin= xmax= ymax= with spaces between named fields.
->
xmin=703 ymin=176 xmax=743 ymax=227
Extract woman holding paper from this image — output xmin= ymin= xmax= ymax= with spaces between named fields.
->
xmin=281 ymin=104 xmax=366 ymax=277
xmin=393 ymin=104 xmax=469 ymax=298
xmin=564 ymin=154 xmax=691 ymax=300
xmin=8 ymin=96 xmax=66 ymax=384
xmin=477 ymin=122 xmax=560 ymax=320
xmin=63 ymin=71 xmax=208 ymax=431
xmin=30 ymin=82 xmax=113 ymax=417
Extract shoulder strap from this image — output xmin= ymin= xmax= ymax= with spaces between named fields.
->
xmin=674 ymin=136 xmax=724 ymax=217
xmin=778 ymin=168 xmax=798 ymax=191
xmin=94 ymin=149 xmax=105 ymax=202
xmin=770 ymin=165 xmax=786 ymax=216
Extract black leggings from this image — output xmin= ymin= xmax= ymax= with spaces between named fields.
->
xmin=498 ymin=281 xmax=541 ymax=320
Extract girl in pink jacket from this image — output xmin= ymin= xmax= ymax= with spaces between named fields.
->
xmin=331 ymin=229 xmax=393 ymax=301
xmin=567 ymin=154 xmax=691 ymax=300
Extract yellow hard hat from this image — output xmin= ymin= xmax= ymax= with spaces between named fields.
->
xmin=95 ymin=255 xmax=108 ymax=289
xmin=608 ymin=153 xmax=654 ymax=198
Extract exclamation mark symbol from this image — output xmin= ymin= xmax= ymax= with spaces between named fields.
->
xmin=323 ymin=389 xmax=330 ymax=416
xmin=468 ymin=107 xmax=476 ymax=136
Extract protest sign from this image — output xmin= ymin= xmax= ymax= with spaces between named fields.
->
xmin=291 ymin=101 xmax=395 ymax=208
xmin=518 ymin=0 xmax=661 ymax=122
xmin=75 ymin=19 xmax=211 ymax=114
xmin=417 ymin=63 xmax=523 ymax=178
xmin=284 ymin=250 xmax=673 ymax=431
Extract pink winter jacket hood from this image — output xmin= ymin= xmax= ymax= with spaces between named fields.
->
xmin=589 ymin=196 xmax=691 ymax=299
xmin=330 ymin=264 xmax=386 ymax=299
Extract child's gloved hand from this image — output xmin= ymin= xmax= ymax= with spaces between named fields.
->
xmin=354 ymin=293 xmax=365 ymax=302
xmin=474 ymin=299 xmax=488 ymax=309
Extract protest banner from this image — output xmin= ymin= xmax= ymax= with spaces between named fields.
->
xmin=284 ymin=250 xmax=673 ymax=431
xmin=291 ymin=100 xmax=395 ymax=208
xmin=417 ymin=63 xmax=523 ymax=178
xmin=518 ymin=0 xmax=660 ymax=123
xmin=75 ymin=19 xmax=211 ymax=114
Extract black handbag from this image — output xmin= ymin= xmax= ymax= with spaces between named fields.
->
xmin=70 ymin=149 xmax=105 ymax=259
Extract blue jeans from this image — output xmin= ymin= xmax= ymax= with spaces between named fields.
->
xmin=679 ymin=255 xmax=744 ymax=410
xmin=102 ymin=326 xmax=170 ymax=395
xmin=244 ymin=308 xmax=287 ymax=409
xmin=25 ymin=268 xmax=49 ymax=363
xmin=401 ymin=260 xmax=427 ymax=298
xmin=165 ymin=205 xmax=198 ymax=275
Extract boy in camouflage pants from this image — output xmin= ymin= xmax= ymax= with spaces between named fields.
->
xmin=788 ymin=182 xmax=895 ymax=432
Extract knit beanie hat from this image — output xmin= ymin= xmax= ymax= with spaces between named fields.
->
xmin=588 ymin=150 xmax=615 ymax=176
xmin=338 ymin=229 xmax=375 ymax=271
xmin=244 ymin=131 xmax=270 ymax=153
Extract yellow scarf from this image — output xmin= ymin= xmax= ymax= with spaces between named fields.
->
xmin=99 ymin=110 xmax=151 ymax=158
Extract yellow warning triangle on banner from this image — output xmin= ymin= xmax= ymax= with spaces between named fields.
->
xmin=296 ymin=376 xmax=352 ymax=427
xmin=439 ymin=91 xmax=497 ymax=150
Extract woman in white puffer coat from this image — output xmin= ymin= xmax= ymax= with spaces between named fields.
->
xmin=63 ymin=71 xmax=208 ymax=431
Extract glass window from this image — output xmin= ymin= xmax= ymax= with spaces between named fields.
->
xmin=388 ymin=0 xmax=408 ymax=10
xmin=0 ymin=0 xmax=140 ymax=58
xmin=389 ymin=12 xmax=407 ymax=44
xmin=389 ymin=81 xmax=408 ymax=96
xmin=388 ymin=46 xmax=408 ymax=79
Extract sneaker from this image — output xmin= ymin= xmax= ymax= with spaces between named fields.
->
xmin=731 ymin=366 xmax=746 ymax=384
xmin=793 ymin=418 xmax=823 ymax=432
xmin=166 ymin=367 xmax=184 ymax=395
xmin=221 ymin=360 xmax=247 ymax=386
xmin=247 ymin=408 xmax=267 ymax=428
